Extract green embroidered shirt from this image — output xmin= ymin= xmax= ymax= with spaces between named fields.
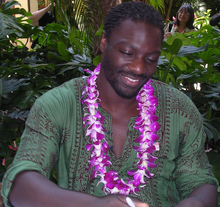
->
xmin=2 ymin=77 xmax=218 ymax=207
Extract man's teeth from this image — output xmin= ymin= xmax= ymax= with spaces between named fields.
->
xmin=125 ymin=77 xmax=139 ymax=82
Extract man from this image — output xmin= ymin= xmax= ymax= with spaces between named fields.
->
xmin=1 ymin=2 xmax=218 ymax=207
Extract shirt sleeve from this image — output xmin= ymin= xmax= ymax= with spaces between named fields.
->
xmin=1 ymin=100 xmax=60 ymax=207
xmin=173 ymin=98 xmax=218 ymax=200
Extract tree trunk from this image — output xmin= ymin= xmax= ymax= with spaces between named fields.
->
xmin=165 ymin=0 xmax=174 ymax=23
xmin=92 ymin=0 xmax=121 ymax=57
xmin=99 ymin=0 xmax=121 ymax=20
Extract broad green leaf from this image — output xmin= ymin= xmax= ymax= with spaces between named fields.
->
xmin=13 ymin=81 xmax=51 ymax=109
xmin=0 ymin=122 xmax=17 ymax=142
xmin=167 ymin=33 xmax=191 ymax=46
xmin=177 ymin=42 xmax=209 ymax=57
xmin=47 ymin=52 xmax=69 ymax=62
xmin=57 ymin=41 xmax=69 ymax=57
xmin=165 ymin=38 xmax=183 ymax=55
xmin=93 ymin=55 xmax=101 ymax=66
xmin=8 ymin=110 xmax=29 ymax=120
xmin=0 ymin=12 xmax=24 ymax=32
xmin=71 ymin=38 xmax=83 ymax=54
xmin=1 ymin=0 xmax=20 ymax=12
xmin=207 ymin=151 xmax=220 ymax=183
xmin=57 ymin=66 xmax=79 ymax=75
xmin=205 ymin=93 xmax=220 ymax=98
xmin=0 ymin=77 xmax=28 ymax=97
xmin=204 ymin=104 xmax=213 ymax=119
xmin=203 ymin=122 xmax=220 ymax=143
xmin=95 ymin=24 xmax=104 ymax=36
xmin=166 ymin=73 xmax=176 ymax=86
xmin=172 ymin=57 xmax=187 ymax=71
xmin=0 ymin=142 xmax=11 ymax=157
xmin=203 ymin=125 xmax=214 ymax=141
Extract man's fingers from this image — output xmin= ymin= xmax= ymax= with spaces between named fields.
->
xmin=117 ymin=195 xmax=149 ymax=207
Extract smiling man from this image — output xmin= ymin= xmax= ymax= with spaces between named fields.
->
xmin=1 ymin=2 xmax=218 ymax=207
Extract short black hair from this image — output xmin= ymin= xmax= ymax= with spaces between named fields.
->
xmin=103 ymin=2 xmax=164 ymax=42
xmin=210 ymin=13 xmax=220 ymax=29
xmin=175 ymin=4 xmax=195 ymax=29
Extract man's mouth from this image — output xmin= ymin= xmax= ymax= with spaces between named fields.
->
xmin=125 ymin=76 xmax=139 ymax=83
xmin=121 ymin=74 xmax=141 ymax=87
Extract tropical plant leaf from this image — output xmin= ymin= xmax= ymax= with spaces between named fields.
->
xmin=1 ymin=0 xmax=20 ymax=12
xmin=7 ymin=110 xmax=29 ymax=120
xmin=13 ymin=78 xmax=53 ymax=109
xmin=163 ymin=38 xmax=183 ymax=55
xmin=0 ymin=120 xmax=17 ymax=142
xmin=0 ymin=12 xmax=24 ymax=32
xmin=203 ymin=121 xmax=220 ymax=143
xmin=206 ymin=151 xmax=220 ymax=183
xmin=57 ymin=42 xmax=70 ymax=58
xmin=0 ymin=77 xmax=28 ymax=98
xmin=177 ymin=42 xmax=209 ymax=57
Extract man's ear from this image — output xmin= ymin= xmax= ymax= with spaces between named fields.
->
xmin=100 ymin=32 xmax=107 ymax=53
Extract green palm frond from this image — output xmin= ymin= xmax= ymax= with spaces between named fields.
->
xmin=145 ymin=0 xmax=165 ymax=15
xmin=50 ymin=0 xmax=103 ymax=57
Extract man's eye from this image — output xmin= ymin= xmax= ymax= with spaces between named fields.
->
xmin=145 ymin=57 xmax=158 ymax=63
xmin=119 ymin=50 xmax=133 ymax=56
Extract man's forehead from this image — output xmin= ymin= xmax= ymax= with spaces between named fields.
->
xmin=107 ymin=20 xmax=162 ymax=45
xmin=111 ymin=19 xmax=158 ymax=33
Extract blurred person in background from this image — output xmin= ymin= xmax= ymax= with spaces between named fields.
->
xmin=29 ymin=2 xmax=55 ymax=27
xmin=29 ymin=0 xmax=77 ymax=48
xmin=164 ymin=4 xmax=196 ymax=39
xmin=210 ymin=13 xmax=220 ymax=29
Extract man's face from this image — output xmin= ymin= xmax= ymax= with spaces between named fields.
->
xmin=100 ymin=20 xmax=162 ymax=99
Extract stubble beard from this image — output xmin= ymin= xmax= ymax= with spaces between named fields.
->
xmin=101 ymin=55 xmax=149 ymax=99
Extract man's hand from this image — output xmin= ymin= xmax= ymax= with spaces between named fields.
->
xmin=93 ymin=195 xmax=149 ymax=207
xmin=9 ymin=171 xmax=149 ymax=207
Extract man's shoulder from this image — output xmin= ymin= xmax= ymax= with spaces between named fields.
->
xmin=36 ymin=76 xmax=86 ymax=106
xmin=151 ymin=79 xmax=191 ymax=101
xmin=151 ymin=79 xmax=179 ymax=93
xmin=151 ymin=79 xmax=201 ymax=120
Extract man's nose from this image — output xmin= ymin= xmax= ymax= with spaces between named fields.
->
xmin=128 ymin=57 xmax=146 ymax=75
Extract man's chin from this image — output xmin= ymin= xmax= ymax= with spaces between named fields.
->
xmin=114 ymin=88 xmax=140 ymax=99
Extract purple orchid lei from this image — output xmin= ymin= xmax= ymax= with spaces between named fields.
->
xmin=81 ymin=63 xmax=160 ymax=195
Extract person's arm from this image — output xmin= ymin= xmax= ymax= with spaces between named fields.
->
xmin=9 ymin=171 xmax=149 ymax=207
xmin=171 ymin=93 xmax=218 ymax=207
xmin=29 ymin=4 xmax=51 ymax=26
xmin=164 ymin=23 xmax=172 ymax=39
xmin=175 ymin=184 xmax=217 ymax=207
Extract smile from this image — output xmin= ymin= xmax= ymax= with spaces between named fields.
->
xmin=121 ymin=74 xmax=141 ymax=87
xmin=125 ymin=76 xmax=139 ymax=82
